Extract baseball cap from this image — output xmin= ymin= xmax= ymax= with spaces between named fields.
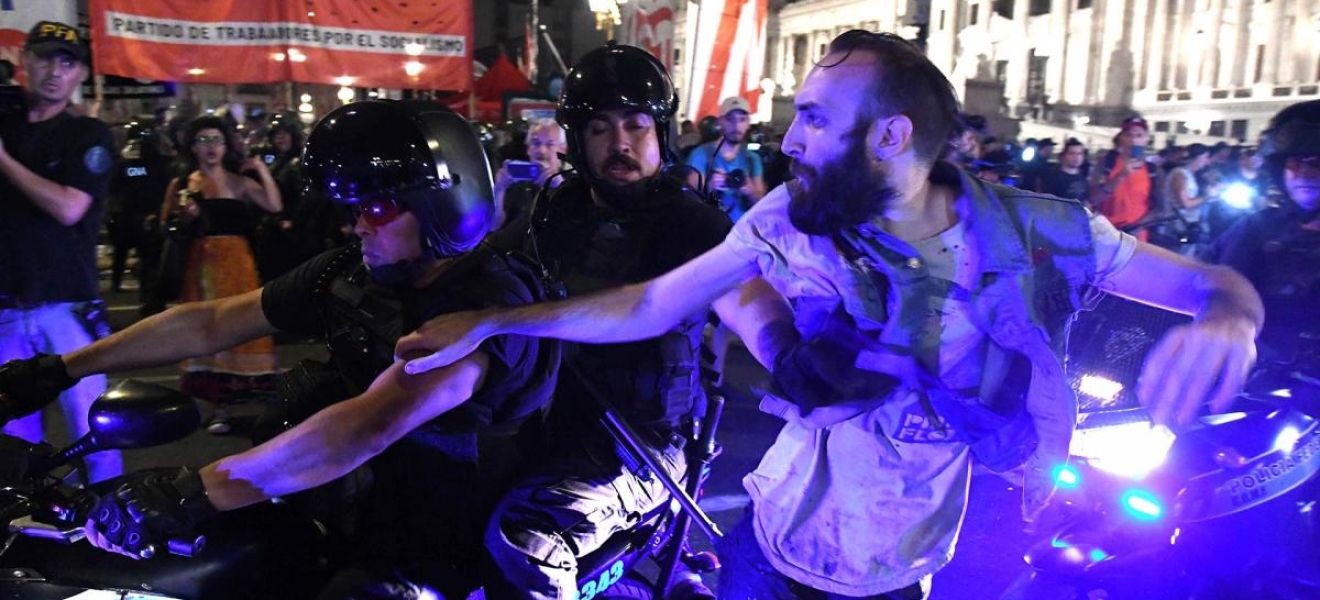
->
xmin=719 ymin=96 xmax=751 ymax=117
xmin=1119 ymin=116 xmax=1149 ymax=133
xmin=24 ymin=21 xmax=88 ymax=64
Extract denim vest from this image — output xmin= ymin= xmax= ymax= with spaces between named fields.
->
xmin=830 ymin=163 xmax=1095 ymax=471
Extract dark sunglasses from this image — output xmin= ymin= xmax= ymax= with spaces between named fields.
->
xmin=350 ymin=195 xmax=406 ymax=227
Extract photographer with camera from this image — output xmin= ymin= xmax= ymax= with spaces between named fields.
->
xmin=686 ymin=96 xmax=766 ymax=221
xmin=0 ymin=21 xmax=119 ymax=483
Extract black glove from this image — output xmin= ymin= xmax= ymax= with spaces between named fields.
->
xmin=0 ymin=434 xmax=54 ymax=485
xmin=0 ymin=354 xmax=78 ymax=423
xmin=772 ymin=302 xmax=900 ymax=412
xmin=87 ymin=468 xmax=216 ymax=558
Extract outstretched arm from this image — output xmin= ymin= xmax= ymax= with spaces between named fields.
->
xmin=1103 ymin=242 xmax=1263 ymax=425
xmin=397 ymin=239 xmax=761 ymax=373
xmin=201 ymin=352 xmax=488 ymax=510
xmin=83 ymin=353 xmax=490 ymax=559
xmin=63 ymin=289 xmax=277 ymax=378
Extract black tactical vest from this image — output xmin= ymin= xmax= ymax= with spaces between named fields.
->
xmin=529 ymin=178 xmax=711 ymax=437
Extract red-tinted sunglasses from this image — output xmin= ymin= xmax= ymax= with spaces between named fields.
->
xmin=350 ymin=195 xmax=406 ymax=227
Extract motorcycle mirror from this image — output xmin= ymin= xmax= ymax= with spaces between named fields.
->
xmin=42 ymin=381 xmax=200 ymax=471
xmin=87 ymin=380 xmax=201 ymax=448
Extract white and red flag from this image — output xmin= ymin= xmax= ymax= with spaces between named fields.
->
xmin=681 ymin=0 xmax=766 ymax=122
xmin=0 ymin=0 xmax=78 ymax=78
xmin=620 ymin=0 xmax=676 ymax=73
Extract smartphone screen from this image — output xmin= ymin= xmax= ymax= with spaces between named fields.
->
xmin=506 ymin=161 xmax=541 ymax=182
xmin=1130 ymin=146 xmax=1145 ymax=160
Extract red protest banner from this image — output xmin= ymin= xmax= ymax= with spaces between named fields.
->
xmin=88 ymin=0 xmax=472 ymax=90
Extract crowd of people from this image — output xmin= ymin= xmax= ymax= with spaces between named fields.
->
xmin=947 ymin=113 xmax=1279 ymax=259
xmin=0 ymin=17 xmax=1316 ymax=600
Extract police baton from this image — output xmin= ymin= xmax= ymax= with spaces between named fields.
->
xmin=564 ymin=361 xmax=724 ymax=542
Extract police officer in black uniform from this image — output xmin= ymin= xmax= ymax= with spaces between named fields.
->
xmin=0 ymin=21 xmax=120 ymax=483
xmin=0 ymin=101 xmax=559 ymax=599
xmin=478 ymin=44 xmax=730 ymax=599
xmin=107 ymin=120 xmax=171 ymax=297
xmin=252 ymin=111 xmax=308 ymax=281
xmin=1208 ymin=99 xmax=1320 ymax=370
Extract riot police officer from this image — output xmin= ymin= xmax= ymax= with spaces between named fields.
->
xmin=478 ymin=44 xmax=729 ymax=599
xmin=1208 ymin=99 xmax=1320 ymax=367
xmin=0 ymin=101 xmax=559 ymax=599
xmin=107 ymin=120 xmax=171 ymax=297
xmin=252 ymin=111 xmax=307 ymax=281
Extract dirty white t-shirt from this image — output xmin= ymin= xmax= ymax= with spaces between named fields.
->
xmin=728 ymin=184 xmax=1135 ymax=595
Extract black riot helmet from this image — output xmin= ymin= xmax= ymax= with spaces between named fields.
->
xmin=267 ymin=110 xmax=304 ymax=145
xmin=556 ymin=43 xmax=680 ymax=169
xmin=121 ymin=119 xmax=155 ymax=143
xmin=303 ymin=100 xmax=494 ymax=259
xmin=119 ymin=120 xmax=159 ymax=160
xmin=1260 ymin=100 xmax=1320 ymax=177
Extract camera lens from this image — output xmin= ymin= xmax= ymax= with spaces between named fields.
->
xmin=727 ymin=169 xmax=747 ymax=189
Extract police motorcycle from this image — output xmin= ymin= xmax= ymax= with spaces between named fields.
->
xmin=0 ymin=380 xmax=332 ymax=599
xmin=483 ymin=176 xmax=726 ymax=600
xmin=0 ymin=379 xmax=724 ymax=600
xmin=541 ymin=363 xmax=724 ymax=600
xmin=1002 ymin=295 xmax=1320 ymax=600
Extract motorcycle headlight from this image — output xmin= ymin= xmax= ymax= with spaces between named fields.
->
xmin=1071 ymin=421 xmax=1177 ymax=480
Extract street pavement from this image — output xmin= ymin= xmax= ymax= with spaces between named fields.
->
xmin=33 ymin=280 xmax=1036 ymax=599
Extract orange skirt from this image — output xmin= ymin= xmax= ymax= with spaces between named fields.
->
xmin=179 ymin=235 xmax=277 ymax=379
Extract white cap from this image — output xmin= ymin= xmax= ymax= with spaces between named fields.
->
xmin=719 ymin=96 xmax=751 ymax=117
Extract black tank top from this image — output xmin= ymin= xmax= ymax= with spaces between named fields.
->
xmin=199 ymin=197 xmax=251 ymax=236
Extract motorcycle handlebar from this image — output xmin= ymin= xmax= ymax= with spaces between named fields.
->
xmin=9 ymin=516 xmax=205 ymax=558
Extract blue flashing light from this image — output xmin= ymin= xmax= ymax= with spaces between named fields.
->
xmin=1053 ymin=464 xmax=1081 ymax=489
xmin=1050 ymin=536 xmax=1071 ymax=548
xmin=1120 ymin=489 xmax=1164 ymax=520
xmin=1088 ymin=548 xmax=1110 ymax=563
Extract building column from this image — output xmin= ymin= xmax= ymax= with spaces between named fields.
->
xmin=1050 ymin=0 xmax=1071 ymax=106
xmin=1143 ymin=0 xmax=1169 ymax=95
xmin=1084 ymin=0 xmax=1106 ymax=103
xmin=1202 ymin=0 xmax=1227 ymax=88
xmin=1262 ymin=0 xmax=1283 ymax=83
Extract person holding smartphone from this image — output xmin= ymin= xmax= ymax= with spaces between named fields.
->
xmin=492 ymin=118 xmax=566 ymax=230
xmin=1091 ymin=116 xmax=1156 ymax=240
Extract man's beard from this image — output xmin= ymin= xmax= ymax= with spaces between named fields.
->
xmin=591 ymin=153 xmax=654 ymax=209
xmin=788 ymin=127 xmax=900 ymax=236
